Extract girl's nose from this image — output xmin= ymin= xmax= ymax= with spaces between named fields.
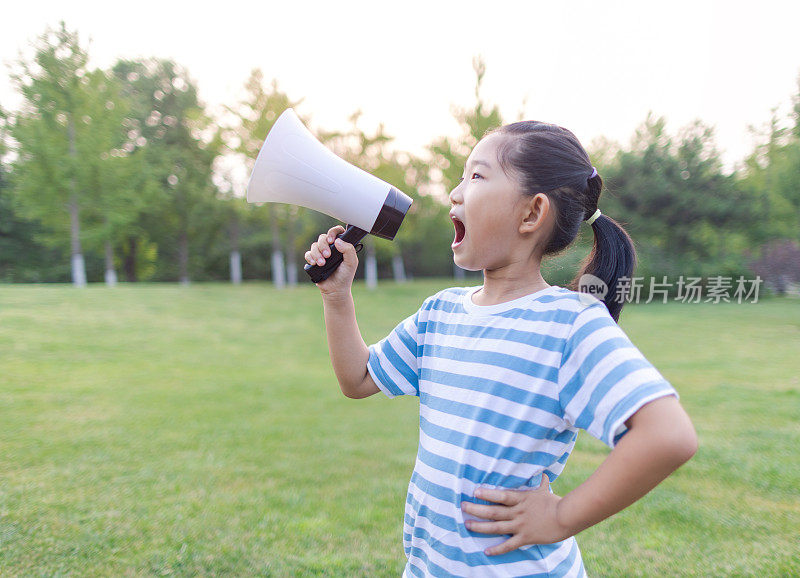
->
xmin=449 ymin=183 xmax=463 ymax=205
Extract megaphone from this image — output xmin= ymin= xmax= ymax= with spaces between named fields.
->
xmin=246 ymin=108 xmax=413 ymax=283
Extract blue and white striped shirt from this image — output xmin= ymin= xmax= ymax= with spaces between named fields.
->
xmin=367 ymin=285 xmax=678 ymax=577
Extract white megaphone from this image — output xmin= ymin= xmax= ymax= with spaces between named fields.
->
xmin=246 ymin=108 xmax=413 ymax=283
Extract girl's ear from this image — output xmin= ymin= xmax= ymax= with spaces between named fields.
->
xmin=519 ymin=193 xmax=550 ymax=235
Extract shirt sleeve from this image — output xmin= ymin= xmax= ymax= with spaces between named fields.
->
xmin=558 ymin=301 xmax=678 ymax=448
xmin=367 ymin=305 xmax=423 ymax=398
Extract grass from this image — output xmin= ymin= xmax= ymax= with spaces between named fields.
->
xmin=0 ymin=280 xmax=798 ymax=576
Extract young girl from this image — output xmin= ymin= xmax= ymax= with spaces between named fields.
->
xmin=305 ymin=121 xmax=698 ymax=577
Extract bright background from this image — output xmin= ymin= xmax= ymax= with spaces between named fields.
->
xmin=3 ymin=0 xmax=800 ymax=169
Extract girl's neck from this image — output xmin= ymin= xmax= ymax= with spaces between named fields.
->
xmin=473 ymin=256 xmax=550 ymax=306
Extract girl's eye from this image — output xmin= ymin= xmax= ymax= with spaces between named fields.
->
xmin=458 ymin=173 xmax=483 ymax=183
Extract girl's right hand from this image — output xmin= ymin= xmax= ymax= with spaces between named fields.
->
xmin=305 ymin=225 xmax=359 ymax=297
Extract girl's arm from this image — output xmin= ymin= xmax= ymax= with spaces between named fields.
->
xmin=321 ymin=291 xmax=379 ymax=398
xmin=306 ymin=225 xmax=379 ymax=399
xmin=555 ymin=395 xmax=697 ymax=535
xmin=462 ymin=396 xmax=697 ymax=555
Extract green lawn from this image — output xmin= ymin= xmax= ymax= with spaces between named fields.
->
xmin=0 ymin=281 xmax=798 ymax=576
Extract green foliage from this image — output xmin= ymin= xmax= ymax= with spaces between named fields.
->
xmin=601 ymin=114 xmax=755 ymax=279
xmin=0 ymin=105 xmax=68 ymax=281
xmin=111 ymin=58 xmax=221 ymax=282
xmin=737 ymin=109 xmax=800 ymax=246
xmin=70 ymin=68 xmax=144 ymax=263
xmin=733 ymin=84 xmax=800 ymax=293
xmin=9 ymin=22 xmax=89 ymax=243
xmin=2 ymin=24 xmax=799 ymax=286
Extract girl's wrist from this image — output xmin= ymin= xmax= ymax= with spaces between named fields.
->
xmin=554 ymin=493 xmax=583 ymax=540
xmin=321 ymin=289 xmax=353 ymax=306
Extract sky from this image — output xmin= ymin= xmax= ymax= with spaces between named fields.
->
xmin=3 ymin=0 xmax=800 ymax=173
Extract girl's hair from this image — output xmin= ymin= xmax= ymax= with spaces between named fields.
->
xmin=491 ymin=121 xmax=636 ymax=322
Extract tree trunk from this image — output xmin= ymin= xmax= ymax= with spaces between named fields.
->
xmin=179 ymin=229 xmax=189 ymax=285
xmin=270 ymin=208 xmax=285 ymax=288
xmin=392 ymin=253 xmax=407 ymax=283
xmin=230 ymin=251 xmax=242 ymax=285
xmin=104 ymin=239 xmax=117 ymax=286
xmin=67 ymin=116 xmax=86 ymax=287
xmin=286 ymin=210 xmax=297 ymax=286
xmin=230 ymin=216 xmax=242 ymax=284
xmin=365 ymin=239 xmax=377 ymax=290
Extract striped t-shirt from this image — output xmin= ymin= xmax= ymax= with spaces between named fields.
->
xmin=366 ymin=285 xmax=678 ymax=577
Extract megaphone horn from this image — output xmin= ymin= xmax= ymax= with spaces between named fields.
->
xmin=246 ymin=109 xmax=413 ymax=283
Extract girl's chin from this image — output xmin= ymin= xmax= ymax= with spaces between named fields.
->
xmin=452 ymin=254 xmax=481 ymax=272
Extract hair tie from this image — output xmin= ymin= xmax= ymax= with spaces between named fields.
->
xmin=585 ymin=208 xmax=602 ymax=225
xmin=589 ymin=167 xmax=598 ymax=179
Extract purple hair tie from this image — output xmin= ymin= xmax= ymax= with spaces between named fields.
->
xmin=589 ymin=167 xmax=598 ymax=179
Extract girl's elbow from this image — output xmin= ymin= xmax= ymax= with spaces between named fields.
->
xmin=668 ymin=423 xmax=699 ymax=466
xmin=340 ymin=384 xmax=363 ymax=399
xmin=339 ymin=374 xmax=377 ymax=399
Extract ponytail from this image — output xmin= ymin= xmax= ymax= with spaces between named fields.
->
xmin=570 ymin=214 xmax=637 ymax=322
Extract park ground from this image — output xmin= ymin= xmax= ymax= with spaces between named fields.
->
xmin=0 ymin=281 xmax=798 ymax=576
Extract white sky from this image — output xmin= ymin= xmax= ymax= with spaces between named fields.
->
xmin=3 ymin=0 xmax=800 ymax=172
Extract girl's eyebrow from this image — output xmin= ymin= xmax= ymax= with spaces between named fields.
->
xmin=465 ymin=159 xmax=493 ymax=171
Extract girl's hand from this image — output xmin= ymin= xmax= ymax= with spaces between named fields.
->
xmin=461 ymin=474 xmax=573 ymax=556
xmin=305 ymin=225 xmax=359 ymax=297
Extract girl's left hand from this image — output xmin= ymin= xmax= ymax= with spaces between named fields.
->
xmin=461 ymin=474 xmax=573 ymax=556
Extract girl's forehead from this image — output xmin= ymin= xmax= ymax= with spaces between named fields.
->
xmin=468 ymin=133 xmax=506 ymax=166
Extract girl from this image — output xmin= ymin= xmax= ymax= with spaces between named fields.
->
xmin=305 ymin=121 xmax=698 ymax=577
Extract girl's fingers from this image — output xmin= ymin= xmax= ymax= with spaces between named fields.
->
xmin=538 ymin=473 xmax=551 ymax=490
xmin=327 ymin=225 xmax=345 ymax=240
xmin=333 ymin=239 xmax=356 ymax=269
xmin=318 ymin=233 xmax=331 ymax=258
xmin=306 ymin=227 xmax=348 ymax=267
xmin=485 ymin=535 xmax=525 ymax=556
xmin=309 ymin=243 xmax=324 ymax=265
xmin=461 ymin=502 xmax=513 ymax=521
xmin=465 ymin=519 xmax=515 ymax=536
xmin=474 ymin=488 xmax=524 ymax=506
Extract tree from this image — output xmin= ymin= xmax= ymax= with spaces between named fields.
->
xmin=10 ymin=22 xmax=92 ymax=286
xmin=72 ymin=68 xmax=141 ymax=286
xmin=739 ymin=109 xmax=800 ymax=246
xmin=211 ymin=163 xmax=246 ymax=284
xmin=224 ymin=70 xmax=302 ymax=286
xmin=736 ymin=77 xmax=800 ymax=292
xmin=601 ymin=114 xmax=752 ymax=279
xmin=112 ymin=58 xmax=220 ymax=284
xmin=1 ymin=105 xmax=68 ymax=282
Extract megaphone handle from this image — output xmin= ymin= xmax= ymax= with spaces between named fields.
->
xmin=304 ymin=225 xmax=369 ymax=283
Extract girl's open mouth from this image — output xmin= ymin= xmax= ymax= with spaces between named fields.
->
xmin=451 ymin=216 xmax=466 ymax=247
